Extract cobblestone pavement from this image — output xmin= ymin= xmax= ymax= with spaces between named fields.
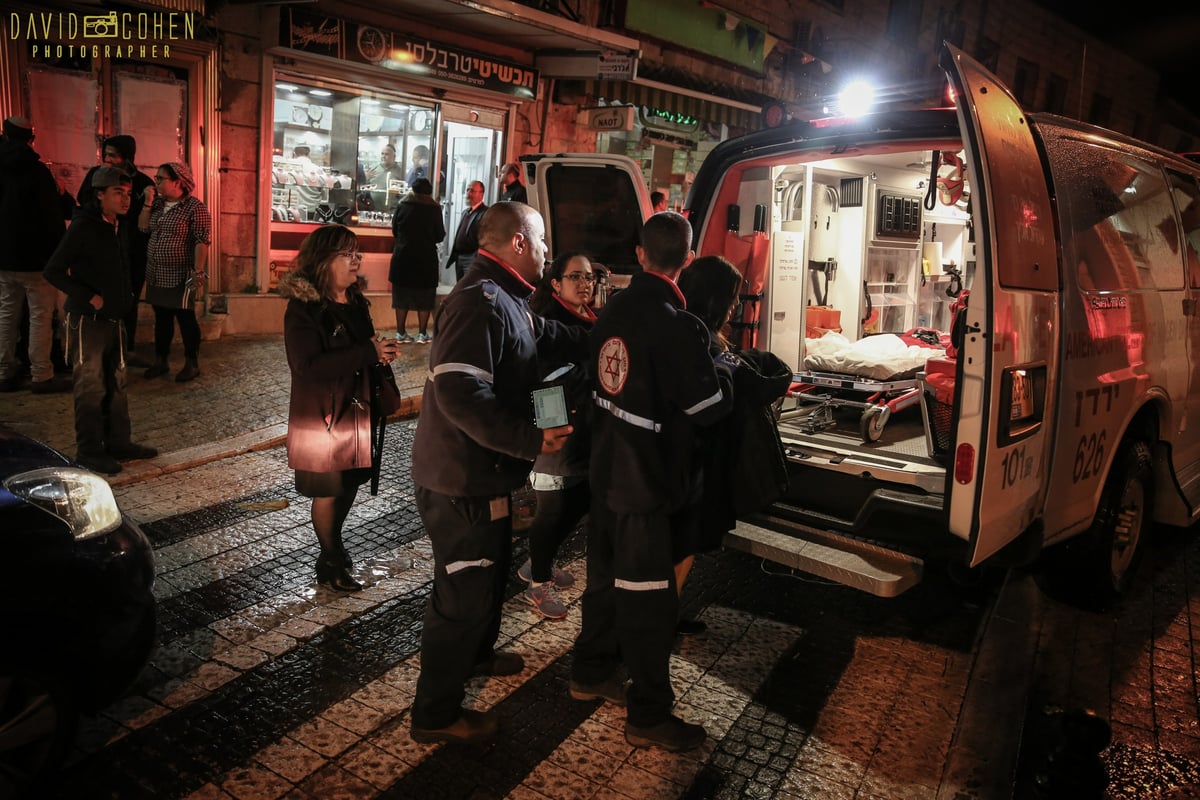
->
xmin=48 ymin=425 xmax=999 ymax=800
xmin=3 ymin=334 xmax=1198 ymax=799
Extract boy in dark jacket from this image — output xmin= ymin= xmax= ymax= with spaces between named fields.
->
xmin=44 ymin=166 xmax=157 ymax=474
xmin=76 ymin=134 xmax=155 ymax=366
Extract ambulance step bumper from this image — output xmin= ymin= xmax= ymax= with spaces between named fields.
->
xmin=724 ymin=517 xmax=923 ymax=597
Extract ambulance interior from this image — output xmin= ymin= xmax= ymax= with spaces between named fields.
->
xmin=695 ymin=142 xmax=978 ymax=494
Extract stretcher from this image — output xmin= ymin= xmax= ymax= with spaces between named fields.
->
xmin=787 ymin=370 xmax=923 ymax=443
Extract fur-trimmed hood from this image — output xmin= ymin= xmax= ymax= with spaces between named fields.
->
xmin=277 ymin=269 xmax=366 ymax=302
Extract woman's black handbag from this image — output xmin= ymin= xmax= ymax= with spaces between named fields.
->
xmin=372 ymin=364 xmax=402 ymax=417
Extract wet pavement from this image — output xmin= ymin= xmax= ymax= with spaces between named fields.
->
xmin=2 ymin=332 xmax=1198 ymax=799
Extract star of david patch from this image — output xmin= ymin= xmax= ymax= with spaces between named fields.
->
xmin=597 ymin=336 xmax=629 ymax=395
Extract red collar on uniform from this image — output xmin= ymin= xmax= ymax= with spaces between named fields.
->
xmin=552 ymin=292 xmax=597 ymax=323
xmin=477 ymin=249 xmax=537 ymax=292
xmin=646 ymin=269 xmax=686 ymax=308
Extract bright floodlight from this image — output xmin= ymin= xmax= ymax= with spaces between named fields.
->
xmin=839 ymin=80 xmax=875 ymax=117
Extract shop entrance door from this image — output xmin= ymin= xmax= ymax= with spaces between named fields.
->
xmin=439 ymin=120 xmax=503 ymax=286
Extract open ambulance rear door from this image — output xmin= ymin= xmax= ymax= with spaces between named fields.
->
xmin=520 ymin=153 xmax=651 ymax=277
xmin=940 ymin=43 xmax=1061 ymax=564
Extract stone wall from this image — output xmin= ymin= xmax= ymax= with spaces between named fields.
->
xmin=212 ymin=6 xmax=264 ymax=297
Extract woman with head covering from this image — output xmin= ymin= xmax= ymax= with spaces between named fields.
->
xmin=674 ymin=255 xmax=792 ymax=633
xmin=278 ymin=225 xmax=400 ymax=591
xmin=140 ymin=161 xmax=211 ymax=382
xmin=389 ymin=177 xmax=445 ymax=343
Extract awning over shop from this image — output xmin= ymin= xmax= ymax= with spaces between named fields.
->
xmin=355 ymin=0 xmax=639 ymax=58
xmin=585 ymin=77 xmax=761 ymax=131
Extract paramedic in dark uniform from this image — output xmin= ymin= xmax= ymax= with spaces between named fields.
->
xmin=570 ymin=212 xmax=733 ymax=752
xmin=409 ymin=201 xmax=585 ymax=745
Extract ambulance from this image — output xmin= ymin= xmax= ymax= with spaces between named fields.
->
xmin=523 ymin=44 xmax=1200 ymax=602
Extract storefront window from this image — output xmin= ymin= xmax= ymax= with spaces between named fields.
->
xmin=271 ymin=76 xmax=437 ymax=228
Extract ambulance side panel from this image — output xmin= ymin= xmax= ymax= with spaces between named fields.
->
xmin=1036 ymin=122 xmax=1198 ymax=541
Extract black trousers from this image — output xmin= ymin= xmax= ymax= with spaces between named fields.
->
xmin=526 ymin=480 xmax=590 ymax=582
xmin=412 ymin=486 xmax=513 ymax=729
xmin=65 ymin=312 xmax=131 ymax=456
xmin=572 ymin=503 xmax=678 ymax=727
xmin=152 ymin=304 xmax=200 ymax=361
xmin=123 ymin=263 xmax=145 ymax=350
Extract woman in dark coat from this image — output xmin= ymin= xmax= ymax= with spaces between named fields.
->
xmin=674 ymin=255 xmax=792 ymax=633
xmin=389 ymin=177 xmax=445 ymax=343
xmin=519 ymin=252 xmax=598 ymax=619
xmin=280 ymin=225 xmax=400 ymax=591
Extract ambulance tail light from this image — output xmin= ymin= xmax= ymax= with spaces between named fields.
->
xmin=954 ymin=443 xmax=975 ymax=484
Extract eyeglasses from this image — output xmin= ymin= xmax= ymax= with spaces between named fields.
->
xmin=153 ymin=175 xmax=173 ymax=183
xmin=562 ymin=273 xmax=596 ymax=284
xmin=337 ymin=251 xmax=364 ymax=263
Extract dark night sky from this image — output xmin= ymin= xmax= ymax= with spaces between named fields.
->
xmin=1037 ymin=1 xmax=1200 ymax=117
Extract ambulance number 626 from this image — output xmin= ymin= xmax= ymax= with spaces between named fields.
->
xmin=1073 ymin=429 xmax=1106 ymax=483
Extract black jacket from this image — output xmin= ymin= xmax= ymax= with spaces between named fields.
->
xmin=278 ymin=271 xmax=381 ymax=473
xmin=411 ymin=250 xmax=587 ymax=496
xmin=693 ymin=346 xmax=793 ymax=551
xmin=0 ymin=140 xmax=71 ymax=271
xmin=530 ymin=296 xmax=596 ymax=479
xmin=77 ymin=165 xmax=154 ymax=278
xmin=589 ymin=271 xmax=733 ymax=514
xmin=389 ymin=191 xmax=445 ymax=289
xmin=446 ymin=202 xmax=487 ymax=268
xmin=43 ymin=205 xmax=132 ymax=321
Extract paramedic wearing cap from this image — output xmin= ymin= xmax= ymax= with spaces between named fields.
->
xmin=570 ymin=211 xmax=733 ymax=752
xmin=44 ymin=166 xmax=158 ymax=475
xmin=408 ymin=202 xmax=585 ymax=745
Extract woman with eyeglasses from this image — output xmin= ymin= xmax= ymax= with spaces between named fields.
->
xmin=518 ymin=252 xmax=598 ymax=618
xmin=279 ymin=225 xmax=401 ymax=591
xmin=140 ymin=162 xmax=211 ymax=382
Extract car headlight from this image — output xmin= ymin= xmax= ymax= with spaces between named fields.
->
xmin=3 ymin=467 xmax=122 ymax=540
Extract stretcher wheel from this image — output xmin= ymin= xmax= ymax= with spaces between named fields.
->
xmin=860 ymin=405 xmax=890 ymax=443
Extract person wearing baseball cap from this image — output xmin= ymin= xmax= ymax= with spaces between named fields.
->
xmin=0 ymin=114 xmax=74 ymax=394
xmin=44 ymin=165 xmax=158 ymax=474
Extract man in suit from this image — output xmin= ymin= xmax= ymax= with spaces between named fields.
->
xmin=446 ymin=180 xmax=487 ymax=281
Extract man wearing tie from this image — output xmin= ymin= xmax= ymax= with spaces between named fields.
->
xmin=446 ymin=180 xmax=487 ymax=281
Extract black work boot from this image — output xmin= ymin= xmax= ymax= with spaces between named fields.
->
xmin=625 ymin=715 xmax=706 ymax=752
xmin=144 ymin=359 xmax=169 ymax=379
xmin=410 ymin=709 xmax=498 ymax=745
xmin=175 ymin=358 xmax=200 ymax=383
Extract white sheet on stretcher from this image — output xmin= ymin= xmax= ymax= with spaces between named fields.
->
xmin=803 ymin=331 xmax=945 ymax=381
